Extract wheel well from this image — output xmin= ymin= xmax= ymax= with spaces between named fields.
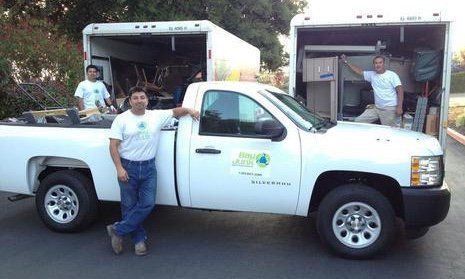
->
xmin=38 ymin=167 xmax=92 ymax=184
xmin=28 ymin=156 xmax=93 ymax=193
xmin=309 ymin=171 xmax=404 ymax=218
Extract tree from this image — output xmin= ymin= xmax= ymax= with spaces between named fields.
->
xmin=0 ymin=5 xmax=82 ymax=118
xmin=2 ymin=0 xmax=307 ymax=70
xmin=452 ymin=48 xmax=465 ymax=72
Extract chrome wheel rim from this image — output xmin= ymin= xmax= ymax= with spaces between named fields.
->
xmin=44 ymin=185 xmax=79 ymax=224
xmin=332 ymin=202 xmax=381 ymax=249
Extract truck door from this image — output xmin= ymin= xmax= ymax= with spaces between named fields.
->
xmin=188 ymin=88 xmax=301 ymax=214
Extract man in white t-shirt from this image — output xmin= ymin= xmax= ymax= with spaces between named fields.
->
xmin=341 ymin=55 xmax=404 ymax=127
xmin=74 ymin=65 xmax=113 ymax=111
xmin=106 ymin=86 xmax=199 ymax=256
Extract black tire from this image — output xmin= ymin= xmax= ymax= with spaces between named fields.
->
xmin=35 ymin=170 xmax=98 ymax=232
xmin=404 ymin=226 xmax=429 ymax=239
xmin=317 ymin=184 xmax=395 ymax=259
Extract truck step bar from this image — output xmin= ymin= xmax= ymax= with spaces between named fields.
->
xmin=8 ymin=194 xmax=33 ymax=202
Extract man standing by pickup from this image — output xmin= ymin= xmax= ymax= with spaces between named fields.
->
xmin=340 ymin=55 xmax=404 ymax=127
xmin=74 ymin=65 xmax=114 ymax=111
xmin=107 ymin=86 xmax=199 ymax=256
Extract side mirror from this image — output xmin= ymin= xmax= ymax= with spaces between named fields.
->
xmin=255 ymin=118 xmax=285 ymax=140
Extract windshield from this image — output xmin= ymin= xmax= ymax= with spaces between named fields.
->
xmin=260 ymin=89 xmax=328 ymax=130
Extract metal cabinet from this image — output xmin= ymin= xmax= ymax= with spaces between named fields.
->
xmin=303 ymin=57 xmax=338 ymax=82
xmin=303 ymin=57 xmax=338 ymax=121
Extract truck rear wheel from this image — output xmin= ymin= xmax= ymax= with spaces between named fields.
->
xmin=36 ymin=170 xmax=98 ymax=232
xmin=317 ymin=184 xmax=395 ymax=259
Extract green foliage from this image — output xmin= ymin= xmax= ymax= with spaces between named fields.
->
xmin=0 ymin=57 xmax=11 ymax=88
xmin=257 ymin=70 xmax=288 ymax=91
xmin=0 ymin=17 xmax=82 ymax=91
xmin=0 ymin=9 xmax=81 ymax=118
xmin=0 ymin=91 xmax=40 ymax=120
xmin=451 ymin=72 xmax=465 ymax=93
xmin=456 ymin=113 xmax=465 ymax=128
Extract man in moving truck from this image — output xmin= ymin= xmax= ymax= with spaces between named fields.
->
xmin=74 ymin=65 xmax=114 ymax=111
xmin=340 ymin=54 xmax=404 ymax=127
xmin=107 ymin=86 xmax=199 ymax=256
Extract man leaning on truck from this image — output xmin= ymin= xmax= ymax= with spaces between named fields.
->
xmin=107 ymin=86 xmax=199 ymax=256
xmin=340 ymin=54 xmax=404 ymax=127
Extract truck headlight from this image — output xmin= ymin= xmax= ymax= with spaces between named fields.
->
xmin=411 ymin=156 xmax=443 ymax=186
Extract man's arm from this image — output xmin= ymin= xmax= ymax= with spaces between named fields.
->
xmin=77 ymin=97 xmax=84 ymax=111
xmin=172 ymin=107 xmax=200 ymax=120
xmin=340 ymin=54 xmax=363 ymax=76
xmin=104 ymin=97 xmax=116 ymax=113
xmin=104 ymin=97 xmax=113 ymax=106
xmin=109 ymin=139 xmax=128 ymax=182
xmin=396 ymin=85 xmax=404 ymax=116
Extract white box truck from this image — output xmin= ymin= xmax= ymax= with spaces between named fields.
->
xmin=289 ymin=7 xmax=452 ymax=148
xmin=82 ymin=20 xmax=260 ymax=105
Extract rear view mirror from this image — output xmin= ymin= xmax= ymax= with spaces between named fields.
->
xmin=255 ymin=119 xmax=285 ymax=140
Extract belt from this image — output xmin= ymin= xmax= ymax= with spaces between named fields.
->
xmin=121 ymin=157 xmax=155 ymax=166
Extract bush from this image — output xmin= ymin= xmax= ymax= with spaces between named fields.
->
xmin=456 ymin=113 xmax=465 ymax=128
xmin=451 ymin=72 xmax=465 ymax=93
xmin=0 ymin=17 xmax=82 ymax=118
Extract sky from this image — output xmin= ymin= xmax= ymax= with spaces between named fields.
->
xmin=304 ymin=0 xmax=465 ymax=52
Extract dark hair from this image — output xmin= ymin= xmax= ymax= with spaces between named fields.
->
xmin=373 ymin=55 xmax=386 ymax=63
xmin=86 ymin=65 xmax=99 ymax=73
xmin=128 ymin=86 xmax=147 ymax=98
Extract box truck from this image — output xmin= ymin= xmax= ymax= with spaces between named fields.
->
xmin=289 ymin=7 xmax=452 ymax=148
xmin=82 ymin=20 xmax=260 ymax=107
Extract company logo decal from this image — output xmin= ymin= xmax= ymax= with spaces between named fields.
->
xmin=231 ymin=150 xmax=271 ymax=177
xmin=255 ymin=153 xmax=270 ymax=168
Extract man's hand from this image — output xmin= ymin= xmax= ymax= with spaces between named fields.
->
xmin=189 ymin=109 xmax=200 ymax=121
xmin=117 ymin=166 xmax=129 ymax=182
xmin=396 ymin=106 xmax=403 ymax=116
xmin=340 ymin=54 xmax=348 ymax=63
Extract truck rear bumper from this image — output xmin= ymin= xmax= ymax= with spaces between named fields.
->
xmin=401 ymin=183 xmax=451 ymax=228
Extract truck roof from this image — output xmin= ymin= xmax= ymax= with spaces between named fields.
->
xmin=83 ymin=20 xmax=257 ymax=50
xmin=83 ymin=20 xmax=213 ymax=35
xmin=291 ymin=8 xmax=451 ymax=27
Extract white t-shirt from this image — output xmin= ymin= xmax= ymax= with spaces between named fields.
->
xmin=109 ymin=109 xmax=174 ymax=161
xmin=74 ymin=80 xmax=110 ymax=109
xmin=363 ymin=70 xmax=402 ymax=108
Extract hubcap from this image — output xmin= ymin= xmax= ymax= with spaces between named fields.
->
xmin=332 ymin=202 xmax=381 ymax=249
xmin=44 ymin=185 xmax=79 ymax=224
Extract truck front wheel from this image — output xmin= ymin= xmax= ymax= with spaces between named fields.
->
xmin=36 ymin=170 xmax=98 ymax=232
xmin=317 ymin=184 xmax=395 ymax=259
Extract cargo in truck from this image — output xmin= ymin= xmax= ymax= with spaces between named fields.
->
xmin=83 ymin=20 xmax=260 ymax=109
xmin=289 ymin=7 xmax=452 ymax=148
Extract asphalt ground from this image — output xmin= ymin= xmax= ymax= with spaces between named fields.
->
xmin=0 ymin=136 xmax=464 ymax=279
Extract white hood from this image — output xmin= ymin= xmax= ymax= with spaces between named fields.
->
xmin=299 ymin=121 xmax=443 ymax=187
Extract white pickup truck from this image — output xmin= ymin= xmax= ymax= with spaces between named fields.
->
xmin=0 ymin=81 xmax=450 ymax=258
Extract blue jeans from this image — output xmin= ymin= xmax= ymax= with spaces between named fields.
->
xmin=114 ymin=158 xmax=157 ymax=244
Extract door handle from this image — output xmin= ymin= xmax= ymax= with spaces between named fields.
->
xmin=195 ymin=148 xmax=221 ymax=154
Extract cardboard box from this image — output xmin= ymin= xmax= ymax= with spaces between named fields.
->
xmin=425 ymin=114 xmax=439 ymax=136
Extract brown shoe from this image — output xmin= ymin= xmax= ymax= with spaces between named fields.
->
xmin=106 ymin=225 xmax=123 ymax=255
xmin=135 ymin=241 xmax=148 ymax=256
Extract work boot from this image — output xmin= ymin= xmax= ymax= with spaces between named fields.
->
xmin=106 ymin=225 xmax=123 ymax=255
xmin=134 ymin=241 xmax=148 ymax=256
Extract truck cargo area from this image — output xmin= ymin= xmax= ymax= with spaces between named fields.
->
xmin=90 ymin=33 xmax=207 ymax=108
xmin=294 ymin=24 xmax=447 ymax=137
